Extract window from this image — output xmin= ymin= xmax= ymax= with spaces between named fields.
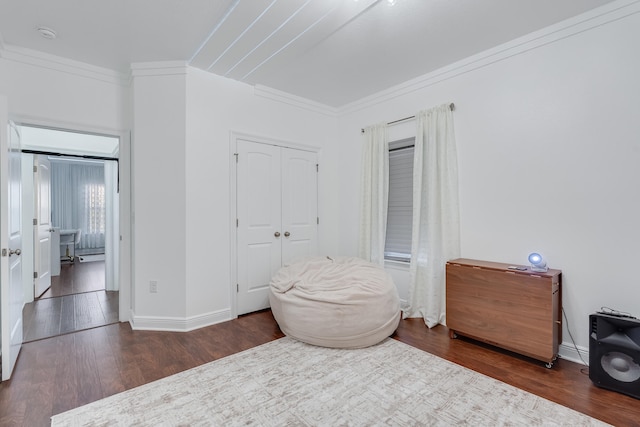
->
xmin=384 ymin=138 xmax=414 ymax=262
xmin=86 ymin=183 xmax=106 ymax=235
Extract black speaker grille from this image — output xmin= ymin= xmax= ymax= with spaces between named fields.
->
xmin=589 ymin=313 xmax=640 ymax=399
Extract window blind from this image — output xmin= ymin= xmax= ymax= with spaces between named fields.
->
xmin=385 ymin=139 xmax=414 ymax=262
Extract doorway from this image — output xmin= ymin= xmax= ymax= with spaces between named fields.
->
xmin=18 ymin=125 xmax=120 ymax=342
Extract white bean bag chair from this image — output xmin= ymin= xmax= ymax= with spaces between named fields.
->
xmin=269 ymin=256 xmax=401 ymax=348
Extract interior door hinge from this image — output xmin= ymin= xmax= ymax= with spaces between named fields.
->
xmin=33 ymin=218 xmax=37 ymax=226
xmin=236 ymin=218 xmax=239 ymax=227
xmin=234 ymin=153 xmax=239 ymax=163
xmin=317 ymin=217 xmax=319 ymax=225
xmin=34 ymin=271 xmax=38 ymax=279
xmin=237 ymin=283 xmax=239 ymax=293
xmin=316 ymin=163 xmax=318 ymax=172
xmin=33 ymin=165 xmax=37 ymax=173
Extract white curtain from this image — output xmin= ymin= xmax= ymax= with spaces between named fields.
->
xmin=358 ymin=123 xmax=389 ymax=265
xmin=404 ymin=104 xmax=460 ymax=327
xmin=51 ymin=160 xmax=106 ymax=251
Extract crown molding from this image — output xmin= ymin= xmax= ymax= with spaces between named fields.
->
xmin=130 ymin=61 xmax=189 ymax=77
xmin=254 ymin=84 xmax=338 ymax=117
xmin=0 ymin=43 xmax=129 ymax=86
xmin=338 ymin=0 xmax=640 ymax=115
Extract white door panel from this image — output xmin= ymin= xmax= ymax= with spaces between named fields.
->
xmin=281 ymin=149 xmax=318 ymax=265
xmin=34 ymin=155 xmax=52 ymax=297
xmin=1 ymin=116 xmax=24 ymax=381
xmin=236 ymin=139 xmax=318 ymax=315
xmin=236 ymin=140 xmax=281 ymax=315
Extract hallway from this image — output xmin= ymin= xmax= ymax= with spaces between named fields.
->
xmin=22 ymin=260 xmax=118 ymax=342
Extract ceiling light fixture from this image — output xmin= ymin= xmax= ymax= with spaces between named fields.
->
xmin=387 ymin=0 xmax=397 ymax=5
xmin=37 ymin=27 xmax=57 ymax=40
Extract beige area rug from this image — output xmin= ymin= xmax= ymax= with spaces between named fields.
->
xmin=51 ymin=337 xmax=609 ymax=426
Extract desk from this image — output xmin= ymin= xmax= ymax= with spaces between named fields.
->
xmin=446 ymin=258 xmax=562 ymax=367
xmin=59 ymin=229 xmax=81 ymax=262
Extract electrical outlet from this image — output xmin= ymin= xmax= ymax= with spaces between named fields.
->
xmin=149 ymin=280 xmax=158 ymax=293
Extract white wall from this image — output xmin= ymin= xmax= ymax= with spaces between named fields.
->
xmin=131 ymin=65 xmax=340 ymax=328
xmin=0 ymin=48 xmax=131 ymax=318
xmin=336 ymin=2 xmax=640 ymax=358
xmin=0 ymin=50 xmax=128 ymax=131
xmin=130 ymin=66 xmax=188 ymax=323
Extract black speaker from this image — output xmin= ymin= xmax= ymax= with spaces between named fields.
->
xmin=589 ymin=313 xmax=640 ymax=399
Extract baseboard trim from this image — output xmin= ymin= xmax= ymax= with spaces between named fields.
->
xmin=130 ymin=308 xmax=232 ymax=332
xmin=558 ymin=341 xmax=589 ymax=366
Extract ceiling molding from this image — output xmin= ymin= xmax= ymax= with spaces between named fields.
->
xmin=130 ymin=61 xmax=190 ymax=77
xmin=254 ymin=84 xmax=338 ymax=117
xmin=0 ymin=43 xmax=129 ymax=87
xmin=338 ymin=0 xmax=640 ymax=115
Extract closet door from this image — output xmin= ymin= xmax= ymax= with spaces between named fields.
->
xmin=236 ymin=140 xmax=318 ymax=315
xmin=236 ymin=140 xmax=282 ymax=315
xmin=281 ymin=148 xmax=317 ymax=264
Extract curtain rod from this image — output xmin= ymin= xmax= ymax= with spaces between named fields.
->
xmin=360 ymin=102 xmax=455 ymax=134
xmin=21 ymin=149 xmax=118 ymax=162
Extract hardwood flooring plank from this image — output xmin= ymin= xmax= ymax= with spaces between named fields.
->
xmin=52 ymin=334 xmax=80 ymax=417
xmin=97 ymin=290 xmax=119 ymax=324
xmin=21 ymin=303 xmax=36 ymax=340
xmin=104 ymin=324 xmax=148 ymax=390
xmin=72 ymin=329 xmax=104 ymax=407
xmin=41 ymin=260 xmax=105 ymax=299
xmin=24 ymin=298 xmax=62 ymax=342
xmin=74 ymin=292 xmax=103 ymax=330
xmin=59 ymin=294 xmax=76 ymax=334
xmin=74 ymin=261 xmax=105 ymax=295
xmin=88 ymin=327 xmax=126 ymax=398
xmin=5 ymin=338 xmax=57 ymax=426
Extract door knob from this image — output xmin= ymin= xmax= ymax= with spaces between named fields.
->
xmin=274 ymin=231 xmax=281 ymax=237
xmin=9 ymin=248 xmax=21 ymax=256
xmin=284 ymin=231 xmax=290 ymax=237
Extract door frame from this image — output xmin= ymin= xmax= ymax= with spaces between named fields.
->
xmin=229 ymin=131 xmax=320 ymax=319
xmin=10 ymin=116 xmax=132 ymax=323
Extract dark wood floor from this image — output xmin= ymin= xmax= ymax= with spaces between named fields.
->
xmin=23 ymin=290 xmax=119 ymax=342
xmin=40 ymin=260 xmax=106 ymax=299
xmin=22 ymin=260 xmax=118 ymax=343
xmin=1 ymin=311 xmax=639 ymax=426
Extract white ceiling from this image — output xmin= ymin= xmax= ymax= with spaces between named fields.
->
xmin=0 ymin=0 xmax=617 ymax=108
